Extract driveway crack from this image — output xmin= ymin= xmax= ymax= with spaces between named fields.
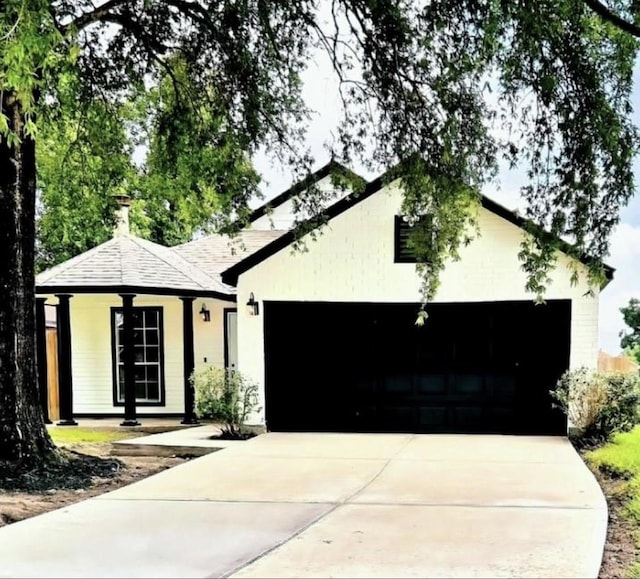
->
xmin=220 ymin=435 xmax=416 ymax=578
xmin=342 ymin=434 xmax=416 ymax=505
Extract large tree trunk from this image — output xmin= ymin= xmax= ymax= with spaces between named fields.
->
xmin=0 ymin=90 xmax=57 ymax=466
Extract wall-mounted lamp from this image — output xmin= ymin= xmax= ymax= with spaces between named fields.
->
xmin=246 ymin=292 xmax=259 ymax=316
xmin=199 ymin=303 xmax=211 ymax=322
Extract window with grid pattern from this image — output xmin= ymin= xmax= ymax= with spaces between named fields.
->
xmin=112 ymin=307 xmax=164 ymax=405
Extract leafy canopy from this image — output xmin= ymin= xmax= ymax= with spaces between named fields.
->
xmin=36 ymin=70 xmax=136 ymax=270
xmin=133 ymin=56 xmax=260 ymax=247
xmin=36 ymin=57 xmax=261 ymax=269
xmin=621 ymin=298 xmax=640 ymax=361
xmin=2 ymin=0 xmax=639 ymax=305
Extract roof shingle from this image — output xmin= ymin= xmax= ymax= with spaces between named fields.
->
xmin=174 ymin=230 xmax=287 ymax=278
xmin=36 ymin=234 xmax=231 ymax=296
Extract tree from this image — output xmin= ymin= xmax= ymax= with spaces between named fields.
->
xmin=36 ymin=71 xmax=136 ymax=271
xmin=37 ymin=61 xmax=261 ymax=269
xmin=621 ymin=298 xmax=640 ymax=363
xmin=1 ymin=1 xmax=639 ymax=469
xmin=624 ymin=345 xmax=640 ymax=365
xmin=134 ymin=57 xmax=261 ymax=246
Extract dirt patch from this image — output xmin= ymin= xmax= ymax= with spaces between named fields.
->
xmin=587 ymin=465 xmax=639 ymax=579
xmin=0 ymin=442 xmax=191 ymax=529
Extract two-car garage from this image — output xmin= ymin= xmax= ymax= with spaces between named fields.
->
xmin=224 ymin=173 xmax=605 ymax=438
xmin=264 ymin=300 xmax=570 ymax=435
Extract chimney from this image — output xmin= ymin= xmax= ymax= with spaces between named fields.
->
xmin=114 ymin=194 xmax=131 ymax=237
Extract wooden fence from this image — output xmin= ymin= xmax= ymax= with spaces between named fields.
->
xmin=46 ymin=326 xmax=59 ymax=421
xmin=597 ymin=350 xmax=639 ymax=374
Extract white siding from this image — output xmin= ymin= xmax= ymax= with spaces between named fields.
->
xmin=43 ymin=294 xmax=233 ymax=416
xmin=193 ymin=298 xmax=236 ymax=370
xmin=236 ymin=181 xmax=600 ymax=425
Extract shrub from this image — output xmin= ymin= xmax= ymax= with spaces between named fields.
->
xmin=550 ymin=367 xmax=640 ymax=444
xmin=191 ymin=366 xmax=262 ymax=439
xmin=598 ymin=372 xmax=640 ymax=436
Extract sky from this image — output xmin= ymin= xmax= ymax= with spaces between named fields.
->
xmin=252 ymin=53 xmax=640 ymax=357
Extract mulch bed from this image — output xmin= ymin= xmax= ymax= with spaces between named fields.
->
xmin=0 ymin=445 xmax=190 ymax=528
xmin=0 ymin=449 xmax=123 ymax=493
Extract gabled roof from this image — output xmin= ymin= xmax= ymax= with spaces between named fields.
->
xmin=36 ymin=234 xmax=234 ymax=300
xmin=174 ymin=230 xmax=287 ymax=278
xmin=221 ymin=168 xmax=615 ymax=287
xmin=35 ymin=160 xmax=367 ymax=300
xmin=246 ymin=159 xmax=365 ymax=224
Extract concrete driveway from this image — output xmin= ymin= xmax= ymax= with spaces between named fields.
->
xmin=0 ymin=433 xmax=607 ymax=578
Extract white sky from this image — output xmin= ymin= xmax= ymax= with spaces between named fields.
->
xmin=252 ymin=52 xmax=640 ymax=357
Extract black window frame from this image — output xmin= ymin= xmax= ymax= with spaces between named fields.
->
xmin=110 ymin=306 xmax=166 ymax=407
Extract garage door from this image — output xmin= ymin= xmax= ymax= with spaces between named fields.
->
xmin=264 ymin=301 xmax=570 ymax=435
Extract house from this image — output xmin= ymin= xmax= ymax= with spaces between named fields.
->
xmin=35 ymin=162 xmax=343 ymax=426
xmin=36 ymin=161 xmax=613 ymax=434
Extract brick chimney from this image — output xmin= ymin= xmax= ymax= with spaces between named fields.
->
xmin=114 ymin=194 xmax=131 ymax=237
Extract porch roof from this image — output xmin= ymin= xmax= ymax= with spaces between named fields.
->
xmin=36 ymin=234 xmax=233 ymax=299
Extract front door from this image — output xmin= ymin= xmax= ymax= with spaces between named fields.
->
xmin=224 ymin=309 xmax=238 ymax=370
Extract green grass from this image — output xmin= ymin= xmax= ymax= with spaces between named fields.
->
xmin=587 ymin=427 xmax=640 ymax=522
xmin=48 ymin=427 xmax=142 ymax=445
xmin=586 ymin=426 xmax=640 ymax=578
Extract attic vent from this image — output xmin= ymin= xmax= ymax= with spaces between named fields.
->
xmin=394 ymin=215 xmax=433 ymax=263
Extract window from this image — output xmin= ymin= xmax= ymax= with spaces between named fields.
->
xmin=394 ymin=215 xmax=433 ymax=263
xmin=111 ymin=307 xmax=165 ymax=406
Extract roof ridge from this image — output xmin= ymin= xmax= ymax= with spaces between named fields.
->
xmin=176 ymin=228 xmax=289 ymax=250
xmin=129 ymin=235 xmax=226 ymax=292
xmin=117 ymin=235 xmax=127 ymax=286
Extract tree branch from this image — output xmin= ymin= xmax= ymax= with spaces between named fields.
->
xmin=61 ymin=0 xmax=130 ymax=34
xmin=100 ymin=13 xmax=171 ymax=56
xmin=582 ymin=0 xmax=640 ymax=38
xmin=163 ymin=0 xmax=211 ymax=27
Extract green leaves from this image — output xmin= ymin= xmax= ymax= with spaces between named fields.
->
xmin=36 ymin=70 xmax=135 ymax=269
xmin=36 ymin=56 xmax=262 ymax=265
xmin=3 ymin=0 xmax=638 ymax=303
xmin=133 ymin=56 xmax=261 ymax=245
xmin=0 ymin=1 xmax=64 ymax=138
xmin=620 ymin=298 xmax=640 ymax=352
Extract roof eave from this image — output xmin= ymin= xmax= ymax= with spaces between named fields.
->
xmin=36 ymin=284 xmax=236 ymax=302
xmin=246 ymin=160 xmax=366 ymax=224
xmin=222 ymin=171 xmax=616 ymax=291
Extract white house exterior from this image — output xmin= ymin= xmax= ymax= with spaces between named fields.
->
xmin=36 ymin=162 xmax=611 ymax=434
xmin=47 ymin=293 xmax=234 ymax=416
xmin=222 ymin=173 xmax=609 ymax=435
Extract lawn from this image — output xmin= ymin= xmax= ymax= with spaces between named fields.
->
xmin=47 ymin=427 xmax=143 ymax=445
xmin=585 ymin=426 xmax=640 ymax=578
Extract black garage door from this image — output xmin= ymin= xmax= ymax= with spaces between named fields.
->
xmin=264 ymin=301 xmax=570 ymax=435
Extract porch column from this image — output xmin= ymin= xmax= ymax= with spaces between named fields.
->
xmin=180 ymin=297 xmax=199 ymax=424
xmin=120 ymin=294 xmax=140 ymax=426
xmin=56 ymin=294 xmax=77 ymax=426
xmin=35 ymin=298 xmax=51 ymax=424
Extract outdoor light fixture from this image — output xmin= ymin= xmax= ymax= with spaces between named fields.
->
xmin=246 ymin=292 xmax=259 ymax=316
xmin=199 ymin=303 xmax=211 ymax=322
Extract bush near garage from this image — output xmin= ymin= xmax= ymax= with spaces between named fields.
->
xmin=551 ymin=368 xmax=640 ymax=446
